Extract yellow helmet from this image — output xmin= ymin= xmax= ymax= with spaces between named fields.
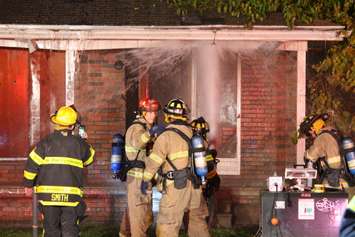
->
xmin=50 ymin=106 xmax=78 ymax=126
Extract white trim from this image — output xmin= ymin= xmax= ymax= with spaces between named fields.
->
xmin=236 ymin=54 xmax=242 ymax=174
xmin=191 ymin=54 xmax=197 ymax=119
xmin=296 ymin=42 xmax=307 ymax=165
xmin=29 ymin=57 xmax=41 ymax=146
xmin=217 ymin=54 xmax=242 ymax=175
xmin=0 ymin=24 xmax=345 ymax=30
xmin=0 ymin=39 xmax=28 ymax=48
xmin=0 ymin=30 xmax=343 ymax=41
xmin=0 ymin=25 xmax=346 ymax=43
xmin=0 ymin=157 xmax=27 ymax=161
xmin=65 ymin=50 xmax=76 ymax=105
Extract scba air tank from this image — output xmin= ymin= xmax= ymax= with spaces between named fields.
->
xmin=191 ymin=134 xmax=208 ymax=184
xmin=342 ymin=137 xmax=355 ymax=175
xmin=111 ymin=133 xmax=124 ymax=179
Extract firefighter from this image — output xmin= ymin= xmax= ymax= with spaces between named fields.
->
xmin=191 ymin=117 xmax=220 ymax=227
xmin=24 ymin=105 xmax=95 ymax=237
xmin=141 ymin=98 xmax=210 ymax=237
xmin=299 ymin=113 xmax=348 ymax=189
xmin=119 ymin=98 xmax=163 ymax=237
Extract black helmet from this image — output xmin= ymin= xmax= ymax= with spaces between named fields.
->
xmin=163 ymin=98 xmax=190 ymax=122
xmin=163 ymin=98 xmax=189 ymax=116
xmin=191 ymin=116 xmax=210 ymax=135
xmin=298 ymin=113 xmax=329 ymax=137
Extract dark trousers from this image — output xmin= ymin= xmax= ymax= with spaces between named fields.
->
xmin=41 ymin=206 xmax=79 ymax=237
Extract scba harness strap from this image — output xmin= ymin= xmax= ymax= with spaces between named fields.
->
xmin=160 ymin=127 xmax=201 ymax=192
xmin=119 ymin=121 xmax=148 ymax=182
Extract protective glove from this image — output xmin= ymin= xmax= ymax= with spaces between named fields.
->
xmin=204 ymin=174 xmax=221 ymax=198
xmin=78 ymin=125 xmax=88 ymax=139
xmin=209 ymin=149 xmax=218 ymax=159
xmin=140 ymin=180 xmax=150 ymax=195
xmin=149 ymin=124 xmax=165 ymax=137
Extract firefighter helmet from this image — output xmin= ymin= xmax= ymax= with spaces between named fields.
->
xmin=50 ymin=106 xmax=78 ymax=126
xmin=298 ymin=113 xmax=329 ymax=137
xmin=139 ymin=98 xmax=161 ymax=112
xmin=163 ymin=98 xmax=189 ymax=121
xmin=191 ymin=117 xmax=210 ymax=135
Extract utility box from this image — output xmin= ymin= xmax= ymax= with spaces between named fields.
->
xmin=260 ymin=191 xmax=348 ymax=237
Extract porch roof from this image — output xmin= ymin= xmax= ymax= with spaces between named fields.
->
xmin=0 ymin=24 xmax=346 ymax=41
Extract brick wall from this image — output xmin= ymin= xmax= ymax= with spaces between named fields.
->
xmin=75 ymin=50 xmax=127 ymax=186
xmin=0 ymin=186 xmax=126 ymax=227
xmin=218 ymin=51 xmax=297 ymax=226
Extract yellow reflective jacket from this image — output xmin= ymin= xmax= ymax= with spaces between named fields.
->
xmin=305 ymin=131 xmax=343 ymax=169
xmin=24 ymin=130 xmax=95 ymax=207
xmin=143 ymin=121 xmax=192 ymax=181
xmin=125 ymin=117 xmax=152 ymax=179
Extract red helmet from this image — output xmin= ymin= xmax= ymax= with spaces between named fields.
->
xmin=139 ymin=98 xmax=161 ymax=112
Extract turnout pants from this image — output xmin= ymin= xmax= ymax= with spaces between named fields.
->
xmin=156 ymin=180 xmax=210 ymax=237
xmin=41 ymin=205 xmax=80 ymax=237
xmin=206 ymin=193 xmax=218 ymax=227
xmin=119 ymin=208 xmax=131 ymax=237
xmin=125 ymin=176 xmax=153 ymax=237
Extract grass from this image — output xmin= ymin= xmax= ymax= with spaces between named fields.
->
xmin=0 ymin=229 xmax=32 ymax=237
xmin=0 ymin=226 xmax=256 ymax=237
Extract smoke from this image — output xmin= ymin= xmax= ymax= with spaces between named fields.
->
xmin=117 ymin=41 xmax=278 ymax=95
xmin=118 ymin=40 xmax=280 ymax=141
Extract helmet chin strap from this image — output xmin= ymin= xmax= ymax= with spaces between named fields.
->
xmin=54 ymin=124 xmax=75 ymax=135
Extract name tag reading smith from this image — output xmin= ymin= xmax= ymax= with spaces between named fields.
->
xmin=51 ymin=193 xmax=69 ymax=202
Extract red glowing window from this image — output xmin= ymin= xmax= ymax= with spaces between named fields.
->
xmin=0 ymin=48 xmax=30 ymax=157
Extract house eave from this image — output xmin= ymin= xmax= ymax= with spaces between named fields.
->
xmin=0 ymin=24 xmax=347 ymax=42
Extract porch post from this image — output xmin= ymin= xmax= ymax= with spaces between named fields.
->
xmin=29 ymin=56 xmax=41 ymax=146
xmin=65 ymin=49 xmax=76 ymax=105
xmin=296 ymin=41 xmax=307 ymax=164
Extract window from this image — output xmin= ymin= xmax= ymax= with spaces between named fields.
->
xmin=0 ymin=49 xmax=30 ymax=158
xmin=191 ymin=47 xmax=241 ymax=175
xmin=149 ymin=46 xmax=241 ymax=175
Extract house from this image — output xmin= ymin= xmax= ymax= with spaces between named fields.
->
xmin=0 ymin=0 xmax=346 ymax=227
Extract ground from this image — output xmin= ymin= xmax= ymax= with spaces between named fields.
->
xmin=0 ymin=225 xmax=256 ymax=237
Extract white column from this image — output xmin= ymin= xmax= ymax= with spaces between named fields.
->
xmin=236 ymin=53 xmax=242 ymax=175
xmin=191 ymin=51 xmax=198 ymax=119
xmin=296 ymin=41 xmax=307 ymax=164
xmin=29 ymin=57 xmax=41 ymax=146
xmin=65 ymin=49 xmax=76 ymax=105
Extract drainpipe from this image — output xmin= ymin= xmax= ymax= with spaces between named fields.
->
xmin=32 ymin=188 xmax=38 ymax=237
xmin=29 ymin=53 xmax=40 ymax=237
